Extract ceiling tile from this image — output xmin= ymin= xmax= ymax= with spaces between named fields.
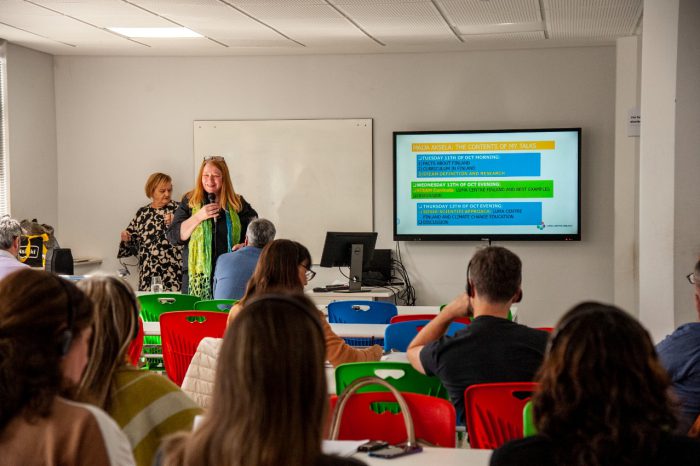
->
xmin=335 ymin=2 xmax=457 ymax=44
xmin=545 ymin=0 xmax=642 ymax=39
xmin=462 ymin=31 xmax=545 ymax=41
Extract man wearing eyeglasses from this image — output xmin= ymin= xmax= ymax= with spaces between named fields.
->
xmin=656 ymin=259 xmax=700 ymax=434
xmin=213 ymin=218 xmax=276 ymax=300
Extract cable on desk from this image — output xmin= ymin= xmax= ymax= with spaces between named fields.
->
xmin=392 ymin=242 xmax=416 ymax=306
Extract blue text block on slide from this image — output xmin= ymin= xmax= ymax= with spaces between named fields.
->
xmin=417 ymin=202 xmax=542 ymax=226
xmin=416 ymin=153 xmax=541 ymax=178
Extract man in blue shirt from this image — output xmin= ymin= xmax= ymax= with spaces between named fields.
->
xmin=657 ymin=258 xmax=700 ymax=433
xmin=0 ymin=216 xmax=29 ymax=282
xmin=213 ymin=218 xmax=275 ymax=300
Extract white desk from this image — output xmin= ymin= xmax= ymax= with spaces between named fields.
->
xmin=352 ymin=447 xmax=492 ymax=465
xmin=307 ymin=287 xmax=400 ymax=306
xmin=142 ymin=321 xmax=388 ymax=339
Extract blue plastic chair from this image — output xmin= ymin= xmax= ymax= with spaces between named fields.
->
xmin=327 ymin=301 xmax=397 ymax=347
xmin=384 ymin=320 xmax=468 ymax=352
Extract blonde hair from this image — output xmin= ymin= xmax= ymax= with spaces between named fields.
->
xmin=187 ymin=159 xmax=242 ymax=211
xmin=75 ymin=275 xmax=139 ymax=410
xmin=144 ymin=172 xmax=172 ymax=199
xmin=161 ymin=293 xmax=327 ymax=466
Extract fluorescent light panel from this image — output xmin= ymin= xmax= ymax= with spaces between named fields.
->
xmin=108 ymin=27 xmax=202 ymax=38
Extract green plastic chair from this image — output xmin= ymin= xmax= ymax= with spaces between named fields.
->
xmin=522 ymin=400 xmax=537 ymax=437
xmin=194 ymin=299 xmax=237 ymax=312
xmin=335 ymin=362 xmax=448 ymax=399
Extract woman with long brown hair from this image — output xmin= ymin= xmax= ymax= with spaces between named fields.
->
xmin=159 ymin=293 xmax=364 ymax=466
xmin=181 ymin=239 xmax=382 ymax=408
xmin=490 ymin=302 xmax=700 ymax=466
xmin=75 ymin=275 xmax=202 ymax=466
xmin=167 ymin=157 xmax=257 ymax=298
xmin=0 ymin=269 xmax=134 ymax=465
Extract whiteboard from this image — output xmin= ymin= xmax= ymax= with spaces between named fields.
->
xmin=193 ymin=119 xmax=373 ymax=261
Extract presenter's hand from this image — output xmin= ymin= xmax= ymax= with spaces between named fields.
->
xmin=194 ymin=204 xmax=220 ymax=223
xmin=120 ymin=230 xmax=131 ymax=242
xmin=163 ymin=213 xmax=173 ymax=227
xmin=442 ymin=292 xmax=471 ymax=318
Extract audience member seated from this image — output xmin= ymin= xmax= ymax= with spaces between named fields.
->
xmin=491 ymin=302 xmax=700 ymax=466
xmin=158 ymin=293 xmax=366 ymax=466
xmin=407 ymin=246 xmax=547 ymax=424
xmin=0 ymin=269 xmax=134 ymax=465
xmin=213 ymin=218 xmax=276 ymax=300
xmin=181 ymin=239 xmax=382 ymax=408
xmin=75 ymin=275 xmax=202 ymax=466
xmin=656 ymin=258 xmax=700 ymax=433
xmin=0 ymin=216 xmax=28 ymax=281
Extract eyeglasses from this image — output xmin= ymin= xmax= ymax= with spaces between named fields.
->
xmin=203 ymin=156 xmax=225 ymax=163
xmin=303 ymin=264 xmax=316 ymax=281
xmin=687 ymin=273 xmax=698 ymax=285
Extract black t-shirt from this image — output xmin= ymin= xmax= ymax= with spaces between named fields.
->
xmin=490 ymin=434 xmax=700 ymax=466
xmin=318 ymin=454 xmax=367 ymax=466
xmin=419 ymin=315 xmax=548 ymax=424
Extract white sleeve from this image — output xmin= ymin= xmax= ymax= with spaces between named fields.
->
xmin=80 ymin=403 xmax=136 ymax=466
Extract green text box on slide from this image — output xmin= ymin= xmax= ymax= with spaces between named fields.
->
xmin=411 ymin=180 xmax=553 ymax=199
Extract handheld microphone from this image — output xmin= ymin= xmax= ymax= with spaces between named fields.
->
xmin=207 ymin=193 xmax=218 ymax=224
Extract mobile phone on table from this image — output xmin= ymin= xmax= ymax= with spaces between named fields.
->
xmin=357 ymin=440 xmax=389 ymax=452
xmin=368 ymin=444 xmax=423 ymax=458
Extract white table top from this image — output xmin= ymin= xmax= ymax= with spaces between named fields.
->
xmin=352 ymin=446 xmax=492 ymax=465
xmin=142 ymin=321 xmax=388 ymax=339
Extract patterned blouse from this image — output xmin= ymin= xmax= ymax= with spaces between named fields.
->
xmin=118 ymin=201 xmax=183 ymax=291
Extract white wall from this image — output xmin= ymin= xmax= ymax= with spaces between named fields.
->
xmin=53 ymin=47 xmax=616 ymax=326
xmin=6 ymin=43 xmax=57 ymax=227
xmin=673 ymin=0 xmax=700 ymax=324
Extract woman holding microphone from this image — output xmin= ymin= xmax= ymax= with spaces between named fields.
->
xmin=167 ymin=156 xmax=257 ymax=298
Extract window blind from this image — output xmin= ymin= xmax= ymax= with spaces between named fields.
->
xmin=0 ymin=52 xmax=8 ymax=217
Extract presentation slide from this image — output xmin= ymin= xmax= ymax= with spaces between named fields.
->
xmin=394 ymin=129 xmax=580 ymax=240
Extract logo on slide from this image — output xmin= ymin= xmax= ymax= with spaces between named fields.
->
xmin=536 ymin=221 xmax=546 ymax=230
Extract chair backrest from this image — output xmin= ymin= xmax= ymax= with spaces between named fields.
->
xmin=536 ymin=327 xmax=554 ymax=333
xmin=126 ymin=317 xmax=144 ymax=367
xmin=390 ymin=314 xmax=472 ymax=325
xmin=194 ymin=299 xmax=237 ymax=312
xmin=137 ymin=293 xmax=201 ymax=322
xmin=522 ymin=400 xmax=537 ymax=437
xmin=335 ymin=362 xmax=448 ymax=399
xmin=328 ymin=391 xmax=456 ymax=447
xmin=160 ymin=311 xmax=228 ymax=386
xmin=464 ymin=382 xmax=539 ymax=449
xmin=384 ymin=320 xmax=467 ymax=352
xmin=327 ymin=300 xmax=397 ymax=324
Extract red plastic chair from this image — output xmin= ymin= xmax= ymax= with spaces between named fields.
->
xmin=464 ymin=382 xmax=539 ymax=449
xmin=328 ymin=391 xmax=456 ymax=447
xmin=389 ymin=314 xmax=472 ymax=325
xmin=536 ymin=327 xmax=554 ymax=333
xmin=160 ymin=311 xmax=228 ymax=386
xmin=126 ymin=317 xmax=144 ymax=367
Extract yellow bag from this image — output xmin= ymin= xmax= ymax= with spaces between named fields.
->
xmin=18 ymin=233 xmax=49 ymax=267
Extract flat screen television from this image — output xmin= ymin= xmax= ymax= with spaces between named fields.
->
xmin=394 ymin=128 xmax=581 ymax=241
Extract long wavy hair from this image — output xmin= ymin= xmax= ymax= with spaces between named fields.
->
xmin=187 ymin=158 xmax=242 ymax=211
xmin=239 ymin=239 xmax=311 ymax=306
xmin=0 ymin=269 xmax=94 ymax=429
xmin=533 ymin=302 xmax=677 ymax=466
xmin=161 ymin=292 xmax=327 ymax=466
xmin=75 ymin=275 xmax=140 ymax=410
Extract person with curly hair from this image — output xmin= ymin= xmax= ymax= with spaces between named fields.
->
xmin=490 ymin=302 xmax=700 ymax=466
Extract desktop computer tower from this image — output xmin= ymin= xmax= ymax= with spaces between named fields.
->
xmin=362 ymin=249 xmax=392 ymax=285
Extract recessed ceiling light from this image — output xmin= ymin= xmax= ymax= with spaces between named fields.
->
xmin=108 ymin=27 xmax=203 ymax=38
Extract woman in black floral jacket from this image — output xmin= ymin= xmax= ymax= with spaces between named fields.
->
xmin=118 ymin=173 xmax=183 ymax=291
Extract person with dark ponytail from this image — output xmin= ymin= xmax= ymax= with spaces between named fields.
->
xmin=490 ymin=302 xmax=700 ymax=466
xmin=0 ymin=269 xmax=134 ymax=465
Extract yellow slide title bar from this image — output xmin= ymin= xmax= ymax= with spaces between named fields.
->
xmin=412 ymin=141 xmax=555 ymax=152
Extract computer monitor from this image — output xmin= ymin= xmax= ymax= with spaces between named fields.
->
xmin=320 ymin=232 xmax=378 ymax=292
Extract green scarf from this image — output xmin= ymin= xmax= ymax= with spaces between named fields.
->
xmin=188 ymin=203 xmax=241 ymax=299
